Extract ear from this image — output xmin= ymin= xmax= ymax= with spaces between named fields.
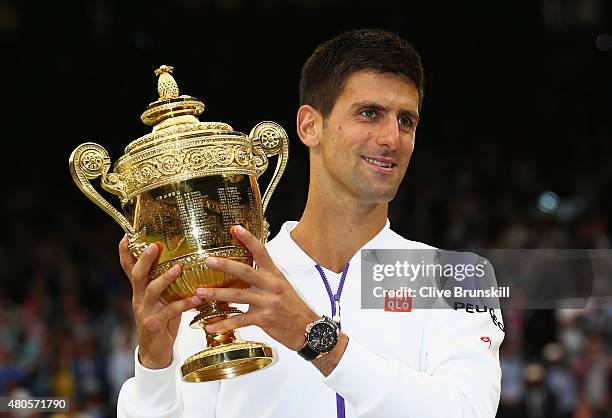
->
xmin=296 ymin=104 xmax=322 ymax=148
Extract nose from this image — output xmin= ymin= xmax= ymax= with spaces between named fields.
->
xmin=375 ymin=117 xmax=401 ymax=150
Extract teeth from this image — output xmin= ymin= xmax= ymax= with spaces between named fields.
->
xmin=363 ymin=157 xmax=393 ymax=168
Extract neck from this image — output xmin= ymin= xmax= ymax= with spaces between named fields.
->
xmin=290 ymin=183 xmax=388 ymax=273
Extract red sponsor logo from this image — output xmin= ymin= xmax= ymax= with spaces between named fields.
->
xmin=480 ymin=336 xmax=491 ymax=349
xmin=384 ymin=294 xmax=412 ymax=312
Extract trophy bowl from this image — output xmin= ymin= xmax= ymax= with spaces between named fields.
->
xmin=69 ymin=65 xmax=289 ymax=382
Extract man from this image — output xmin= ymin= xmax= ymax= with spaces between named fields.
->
xmin=117 ymin=29 xmax=504 ymax=418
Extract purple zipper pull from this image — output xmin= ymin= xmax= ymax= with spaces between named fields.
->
xmin=333 ymin=296 xmax=341 ymax=326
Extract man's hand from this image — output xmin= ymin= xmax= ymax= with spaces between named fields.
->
xmin=119 ymin=237 xmax=203 ymax=370
xmin=197 ymin=225 xmax=319 ymax=351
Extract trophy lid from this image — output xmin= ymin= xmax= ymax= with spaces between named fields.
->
xmin=111 ymin=65 xmax=273 ymax=199
xmin=71 ymin=64 xmax=287 ymax=213
xmin=140 ymin=65 xmax=206 ymax=126
xmin=124 ymin=65 xmax=235 ymax=154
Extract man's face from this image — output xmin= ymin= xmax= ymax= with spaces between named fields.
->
xmin=317 ymin=70 xmax=420 ymax=204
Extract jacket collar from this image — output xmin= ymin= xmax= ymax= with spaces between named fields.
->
xmin=269 ymin=220 xmax=392 ymax=274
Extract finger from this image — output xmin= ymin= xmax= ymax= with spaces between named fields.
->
xmin=229 ymin=225 xmax=247 ymax=249
xmin=196 ymin=287 xmax=264 ymax=306
xmin=118 ymin=235 xmax=137 ymax=277
xmin=143 ymin=264 xmax=183 ymax=309
xmin=156 ymin=294 xmax=203 ymax=324
xmin=204 ymin=256 xmax=268 ymax=289
xmin=131 ymin=243 xmax=161 ymax=300
xmin=206 ymin=312 xmax=257 ymax=333
xmin=231 ymin=225 xmax=277 ymax=271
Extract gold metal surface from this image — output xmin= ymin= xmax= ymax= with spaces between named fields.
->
xmin=182 ymin=341 xmax=275 ymax=382
xmin=69 ymin=65 xmax=289 ymax=381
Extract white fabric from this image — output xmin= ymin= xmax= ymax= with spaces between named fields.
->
xmin=118 ymin=221 xmax=504 ymax=418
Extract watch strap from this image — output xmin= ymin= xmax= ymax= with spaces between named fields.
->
xmin=297 ymin=342 xmax=321 ymax=361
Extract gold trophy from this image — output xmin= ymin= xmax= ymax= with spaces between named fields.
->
xmin=69 ymin=65 xmax=288 ymax=382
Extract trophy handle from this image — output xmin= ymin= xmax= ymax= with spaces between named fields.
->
xmin=249 ymin=122 xmax=289 ymax=213
xmin=69 ymin=142 xmax=135 ymax=236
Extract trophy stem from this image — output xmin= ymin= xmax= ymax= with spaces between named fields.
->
xmin=190 ymin=300 xmax=243 ymax=347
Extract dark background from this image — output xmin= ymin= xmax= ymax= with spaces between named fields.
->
xmin=1 ymin=1 xmax=611 ymax=417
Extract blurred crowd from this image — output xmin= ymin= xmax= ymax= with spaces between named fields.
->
xmin=0 ymin=190 xmax=137 ymax=417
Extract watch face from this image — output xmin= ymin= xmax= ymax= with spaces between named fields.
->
xmin=308 ymin=321 xmax=338 ymax=353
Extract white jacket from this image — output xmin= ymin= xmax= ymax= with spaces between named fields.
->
xmin=118 ymin=221 xmax=504 ymax=418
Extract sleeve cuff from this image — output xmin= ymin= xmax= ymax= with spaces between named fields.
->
xmin=128 ymin=345 xmax=181 ymax=415
xmin=322 ymin=336 xmax=400 ymax=414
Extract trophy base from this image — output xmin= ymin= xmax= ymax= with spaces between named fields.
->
xmin=181 ymin=341 xmax=274 ymax=382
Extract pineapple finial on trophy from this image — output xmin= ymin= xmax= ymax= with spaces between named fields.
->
xmin=140 ymin=65 xmax=205 ymax=128
xmin=154 ymin=65 xmax=179 ymax=100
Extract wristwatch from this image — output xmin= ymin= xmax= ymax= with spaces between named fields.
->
xmin=297 ymin=316 xmax=339 ymax=361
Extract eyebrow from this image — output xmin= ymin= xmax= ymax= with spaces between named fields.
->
xmin=351 ymin=100 xmax=420 ymax=122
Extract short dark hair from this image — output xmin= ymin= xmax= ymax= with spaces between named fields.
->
xmin=299 ymin=29 xmax=424 ymax=119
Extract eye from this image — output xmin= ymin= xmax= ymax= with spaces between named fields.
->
xmin=359 ymin=108 xmax=379 ymax=119
xmin=398 ymin=116 xmax=413 ymax=128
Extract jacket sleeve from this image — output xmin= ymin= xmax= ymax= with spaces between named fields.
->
xmin=322 ymin=307 xmax=505 ymax=418
xmin=117 ymin=314 xmax=221 ymax=418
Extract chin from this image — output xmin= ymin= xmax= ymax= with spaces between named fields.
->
xmin=357 ymin=186 xmax=399 ymax=204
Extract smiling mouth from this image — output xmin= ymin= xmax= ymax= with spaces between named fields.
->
xmin=361 ymin=156 xmax=395 ymax=169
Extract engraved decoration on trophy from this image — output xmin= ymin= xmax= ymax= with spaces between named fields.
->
xmin=69 ymin=65 xmax=289 ymax=382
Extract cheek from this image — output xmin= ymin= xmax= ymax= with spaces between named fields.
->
xmin=327 ymin=124 xmax=372 ymax=157
xmin=407 ymin=141 xmax=415 ymax=155
xmin=399 ymin=141 xmax=415 ymax=166
xmin=404 ymin=135 xmax=416 ymax=154
xmin=348 ymin=129 xmax=374 ymax=149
